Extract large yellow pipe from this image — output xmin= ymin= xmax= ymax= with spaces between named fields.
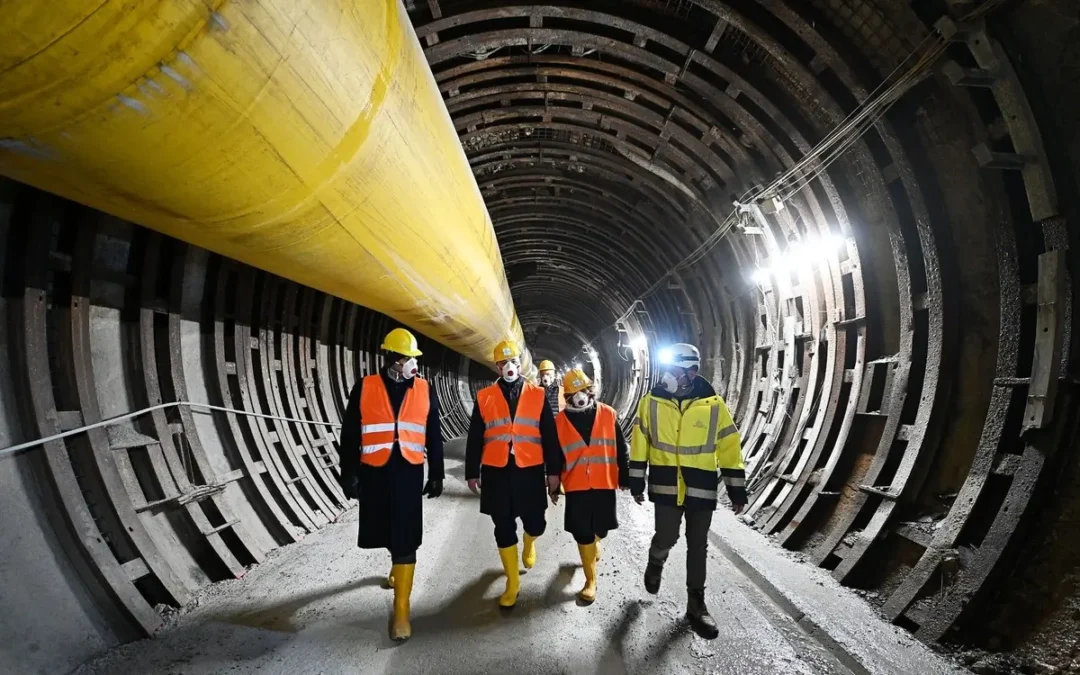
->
xmin=0 ymin=0 xmax=524 ymax=366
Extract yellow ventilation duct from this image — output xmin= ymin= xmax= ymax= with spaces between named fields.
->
xmin=0 ymin=0 xmax=524 ymax=366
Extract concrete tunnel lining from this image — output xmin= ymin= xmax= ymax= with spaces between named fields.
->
xmin=2 ymin=0 xmax=1080 ymax=673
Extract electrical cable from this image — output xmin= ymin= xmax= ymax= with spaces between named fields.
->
xmin=0 ymin=400 xmax=462 ymax=460
xmin=588 ymin=0 xmax=1004 ymax=346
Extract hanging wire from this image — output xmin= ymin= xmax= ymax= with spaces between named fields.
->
xmin=587 ymin=0 xmax=1004 ymax=343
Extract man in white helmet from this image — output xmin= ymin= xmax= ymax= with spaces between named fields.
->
xmin=629 ymin=342 xmax=746 ymax=639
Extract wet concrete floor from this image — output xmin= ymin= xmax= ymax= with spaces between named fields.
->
xmin=75 ymin=440 xmax=967 ymax=675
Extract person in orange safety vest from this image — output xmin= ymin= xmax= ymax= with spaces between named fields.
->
xmin=465 ymin=340 xmax=562 ymax=608
xmin=550 ymin=368 xmax=629 ymax=603
xmin=336 ymin=328 xmax=444 ymax=643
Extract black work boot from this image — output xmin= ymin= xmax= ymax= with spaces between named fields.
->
xmin=687 ymin=589 xmax=719 ymax=639
xmin=644 ymin=560 xmax=663 ymax=595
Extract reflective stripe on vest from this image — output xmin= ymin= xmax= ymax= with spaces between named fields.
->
xmin=359 ymin=375 xmax=429 ymax=467
xmin=647 ymin=397 xmax=720 ymax=456
xmin=556 ymin=404 xmax=619 ymax=492
xmin=479 ymin=383 xmax=547 ymax=468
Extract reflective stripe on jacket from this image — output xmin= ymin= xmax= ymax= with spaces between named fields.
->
xmin=629 ymin=387 xmax=744 ymax=509
xmin=556 ymin=403 xmax=618 ymax=491
xmin=479 ymin=382 xmax=546 ymax=468
xmin=360 ymin=375 xmax=429 ymax=466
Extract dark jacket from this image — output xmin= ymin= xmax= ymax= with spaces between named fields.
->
xmin=337 ymin=371 xmax=445 ymax=484
xmin=465 ymin=379 xmax=561 ymax=519
xmin=336 ymin=371 xmax=444 ymax=554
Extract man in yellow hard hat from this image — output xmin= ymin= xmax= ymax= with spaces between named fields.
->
xmin=465 ymin=340 xmax=562 ymax=608
xmin=537 ymin=359 xmax=565 ymax=417
xmin=630 ymin=342 xmax=746 ymax=639
xmin=336 ymin=327 xmax=444 ymax=642
xmin=550 ymin=368 xmax=629 ymax=603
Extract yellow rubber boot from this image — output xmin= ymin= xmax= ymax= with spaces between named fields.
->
xmin=577 ymin=543 xmax=598 ymax=604
xmin=389 ymin=564 xmax=414 ymax=642
xmin=498 ymin=545 xmax=520 ymax=608
xmin=595 ymin=535 xmax=602 ymax=563
xmin=522 ymin=533 xmax=538 ymax=569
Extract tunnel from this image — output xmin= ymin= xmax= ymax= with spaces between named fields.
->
xmin=1 ymin=1 xmax=1079 ymax=674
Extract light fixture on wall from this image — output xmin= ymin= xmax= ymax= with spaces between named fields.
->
xmin=750 ymin=232 xmax=846 ymax=285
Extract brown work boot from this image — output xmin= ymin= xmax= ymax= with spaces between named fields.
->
xmin=686 ymin=589 xmax=719 ymax=639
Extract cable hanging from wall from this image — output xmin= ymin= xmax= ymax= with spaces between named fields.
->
xmin=587 ymin=0 xmax=1007 ymax=345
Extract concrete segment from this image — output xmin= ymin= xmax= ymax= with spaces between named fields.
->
xmin=73 ymin=440 xmax=966 ymax=675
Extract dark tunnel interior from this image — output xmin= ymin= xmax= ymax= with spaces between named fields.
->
xmin=3 ymin=1 xmax=1080 ymax=673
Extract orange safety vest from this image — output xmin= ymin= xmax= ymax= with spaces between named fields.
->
xmin=479 ymin=382 xmax=546 ymax=468
xmin=359 ymin=375 xmax=429 ymax=467
xmin=557 ymin=403 xmax=619 ymax=492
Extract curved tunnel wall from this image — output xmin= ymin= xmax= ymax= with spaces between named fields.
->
xmin=410 ymin=0 xmax=1080 ymax=665
xmin=0 ymin=180 xmax=492 ymax=674
xmin=3 ymin=1 xmax=1080 ymax=674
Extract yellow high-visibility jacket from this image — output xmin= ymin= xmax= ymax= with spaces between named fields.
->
xmin=629 ymin=378 xmax=746 ymax=510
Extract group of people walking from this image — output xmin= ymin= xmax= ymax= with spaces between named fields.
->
xmin=336 ymin=329 xmax=747 ymax=643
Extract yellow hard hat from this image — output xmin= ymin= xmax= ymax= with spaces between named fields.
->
xmin=381 ymin=328 xmax=422 ymax=357
xmin=563 ymin=368 xmax=592 ymax=395
xmin=538 ymin=360 xmax=556 ymax=372
xmin=493 ymin=340 xmax=521 ymax=362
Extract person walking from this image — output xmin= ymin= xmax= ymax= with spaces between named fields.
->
xmin=538 ymin=359 xmax=565 ymax=416
xmin=465 ymin=341 xmax=562 ymax=608
xmin=336 ymin=328 xmax=444 ymax=642
xmin=550 ymin=368 xmax=629 ymax=603
xmin=629 ymin=343 xmax=746 ymax=639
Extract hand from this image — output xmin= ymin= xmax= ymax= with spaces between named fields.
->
xmin=732 ymin=502 xmax=746 ymax=515
xmin=422 ymin=479 xmax=443 ymax=499
xmin=619 ymin=485 xmax=630 ymax=491
xmin=547 ymin=476 xmax=561 ymax=504
xmin=339 ymin=473 xmax=359 ymax=500
xmin=467 ymin=478 xmax=481 ymax=495
xmin=633 ymin=493 xmax=645 ymax=505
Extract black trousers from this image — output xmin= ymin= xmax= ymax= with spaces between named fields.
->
xmin=492 ymin=512 xmax=547 ymax=548
xmin=648 ymin=504 xmax=714 ymax=591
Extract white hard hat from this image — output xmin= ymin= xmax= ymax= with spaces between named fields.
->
xmin=667 ymin=343 xmax=700 ymax=369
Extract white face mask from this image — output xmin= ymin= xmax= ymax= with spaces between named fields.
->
xmin=399 ymin=358 xmax=418 ymax=379
xmin=500 ymin=360 xmax=520 ymax=383
xmin=568 ymin=391 xmax=594 ymax=411
xmin=660 ymin=372 xmax=680 ymax=394
xmin=541 ymin=373 xmax=555 ymax=386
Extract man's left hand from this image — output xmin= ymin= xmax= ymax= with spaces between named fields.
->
xmin=547 ymin=476 xmax=561 ymax=504
xmin=422 ymin=479 xmax=443 ymax=499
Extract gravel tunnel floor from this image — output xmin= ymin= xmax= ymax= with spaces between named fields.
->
xmin=74 ymin=440 xmax=967 ymax=675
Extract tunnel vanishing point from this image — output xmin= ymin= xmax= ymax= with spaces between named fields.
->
xmin=1 ymin=0 xmax=1080 ymax=673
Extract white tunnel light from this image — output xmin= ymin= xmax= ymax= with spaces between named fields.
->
xmin=573 ymin=362 xmax=582 ymax=370
xmin=658 ymin=348 xmax=674 ymax=365
xmin=629 ymin=335 xmax=648 ymax=350
xmin=749 ymin=233 xmax=846 ymax=286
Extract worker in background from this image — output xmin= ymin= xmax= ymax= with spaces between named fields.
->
xmin=538 ymin=360 xmax=565 ymax=416
xmin=550 ymin=368 xmax=629 ymax=604
xmin=336 ymin=328 xmax=444 ymax=643
xmin=466 ymin=340 xmax=562 ymax=608
xmin=538 ymin=359 xmax=568 ymax=496
xmin=629 ymin=343 xmax=746 ymax=639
